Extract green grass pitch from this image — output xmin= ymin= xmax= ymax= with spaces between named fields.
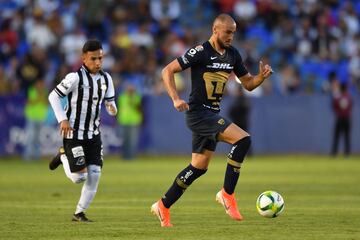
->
xmin=0 ymin=155 xmax=359 ymax=240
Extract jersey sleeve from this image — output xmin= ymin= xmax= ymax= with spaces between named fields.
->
xmin=104 ymin=72 xmax=115 ymax=102
xmin=177 ymin=45 xmax=205 ymax=70
xmin=233 ymin=49 xmax=249 ymax=78
xmin=53 ymin=72 xmax=79 ymax=98
xmin=48 ymin=90 xmax=67 ymax=123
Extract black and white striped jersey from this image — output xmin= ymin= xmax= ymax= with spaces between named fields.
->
xmin=51 ymin=65 xmax=116 ymax=140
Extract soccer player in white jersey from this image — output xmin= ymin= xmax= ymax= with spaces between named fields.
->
xmin=48 ymin=39 xmax=117 ymax=222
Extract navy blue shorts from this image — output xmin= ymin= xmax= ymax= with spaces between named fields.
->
xmin=186 ymin=109 xmax=231 ymax=153
xmin=63 ymin=134 xmax=103 ymax=172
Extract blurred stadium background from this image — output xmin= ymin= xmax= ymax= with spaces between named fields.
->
xmin=1 ymin=1 xmax=360 ymax=239
xmin=0 ymin=0 xmax=360 ymax=157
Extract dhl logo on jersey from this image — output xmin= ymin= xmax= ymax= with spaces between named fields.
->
xmin=206 ymin=63 xmax=233 ymax=69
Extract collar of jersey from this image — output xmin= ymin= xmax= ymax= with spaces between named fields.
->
xmin=207 ymin=41 xmax=227 ymax=58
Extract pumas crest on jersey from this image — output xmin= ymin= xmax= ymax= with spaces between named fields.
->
xmin=217 ymin=118 xmax=225 ymax=125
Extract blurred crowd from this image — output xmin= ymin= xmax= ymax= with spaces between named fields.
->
xmin=0 ymin=0 xmax=360 ymax=98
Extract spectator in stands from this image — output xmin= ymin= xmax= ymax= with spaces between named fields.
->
xmin=60 ymin=26 xmax=86 ymax=67
xmin=0 ymin=17 xmax=19 ymax=63
xmin=331 ymin=82 xmax=353 ymax=157
xmin=81 ymin=0 xmax=106 ymax=40
xmin=117 ymin=83 xmax=143 ymax=160
xmin=233 ymin=0 xmax=257 ymax=22
xmin=150 ymin=0 xmax=180 ymax=23
xmin=0 ymin=65 xmax=12 ymax=96
xmin=279 ymin=65 xmax=301 ymax=94
xmin=16 ymin=45 xmax=46 ymax=94
xmin=130 ymin=21 xmax=155 ymax=49
xmin=25 ymin=8 xmax=56 ymax=51
xmin=23 ymin=79 xmax=48 ymax=161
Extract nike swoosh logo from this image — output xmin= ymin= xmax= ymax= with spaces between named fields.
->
xmin=210 ymin=56 xmax=217 ymax=60
xmin=157 ymin=209 xmax=164 ymax=221
xmin=222 ymin=196 xmax=230 ymax=210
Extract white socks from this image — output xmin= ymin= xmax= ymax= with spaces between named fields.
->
xmin=75 ymin=164 xmax=101 ymax=214
xmin=60 ymin=154 xmax=87 ymax=183
xmin=60 ymin=154 xmax=101 ymax=214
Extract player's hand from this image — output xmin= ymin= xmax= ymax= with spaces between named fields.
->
xmin=60 ymin=120 xmax=73 ymax=138
xmin=259 ymin=61 xmax=273 ymax=79
xmin=105 ymin=102 xmax=117 ymax=116
xmin=173 ymin=99 xmax=189 ymax=112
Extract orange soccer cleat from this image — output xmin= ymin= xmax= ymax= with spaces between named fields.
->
xmin=216 ymin=188 xmax=243 ymax=221
xmin=151 ymin=200 xmax=173 ymax=227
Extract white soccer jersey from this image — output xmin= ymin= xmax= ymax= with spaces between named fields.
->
xmin=51 ymin=66 xmax=115 ymax=140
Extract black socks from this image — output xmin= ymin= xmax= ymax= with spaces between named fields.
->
xmin=161 ymin=136 xmax=251 ymax=208
xmin=162 ymin=164 xmax=207 ymax=208
xmin=223 ymin=136 xmax=251 ymax=194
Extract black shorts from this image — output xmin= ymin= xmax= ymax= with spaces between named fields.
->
xmin=186 ymin=108 xmax=231 ymax=153
xmin=63 ymin=134 xmax=103 ymax=172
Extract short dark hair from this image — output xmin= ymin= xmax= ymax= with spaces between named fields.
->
xmin=82 ymin=39 xmax=102 ymax=53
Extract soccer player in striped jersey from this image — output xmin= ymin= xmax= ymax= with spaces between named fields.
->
xmin=151 ymin=14 xmax=273 ymax=227
xmin=48 ymin=40 xmax=117 ymax=222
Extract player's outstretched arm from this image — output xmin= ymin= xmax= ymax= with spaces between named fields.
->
xmin=162 ymin=59 xmax=189 ymax=112
xmin=238 ymin=61 xmax=273 ymax=91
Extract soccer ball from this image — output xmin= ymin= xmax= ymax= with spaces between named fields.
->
xmin=256 ymin=191 xmax=285 ymax=218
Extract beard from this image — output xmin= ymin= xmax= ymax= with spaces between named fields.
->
xmin=217 ymin=38 xmax=230 ymax=49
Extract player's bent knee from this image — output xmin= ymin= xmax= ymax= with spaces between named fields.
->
xmin=85 ymin=165 xmax=101 ymax=190
xmin=88 ymin=165 xmax=101 ymax=176
xmin=240 ymin=135 xmax=251 ymax=149
xmin=228 ymin=136 xmax=251 ymax=164
xmin=70 ymin=172 xmax=88 ymax=184
xmin=87 ymin=165 xmax=101 ymax=181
